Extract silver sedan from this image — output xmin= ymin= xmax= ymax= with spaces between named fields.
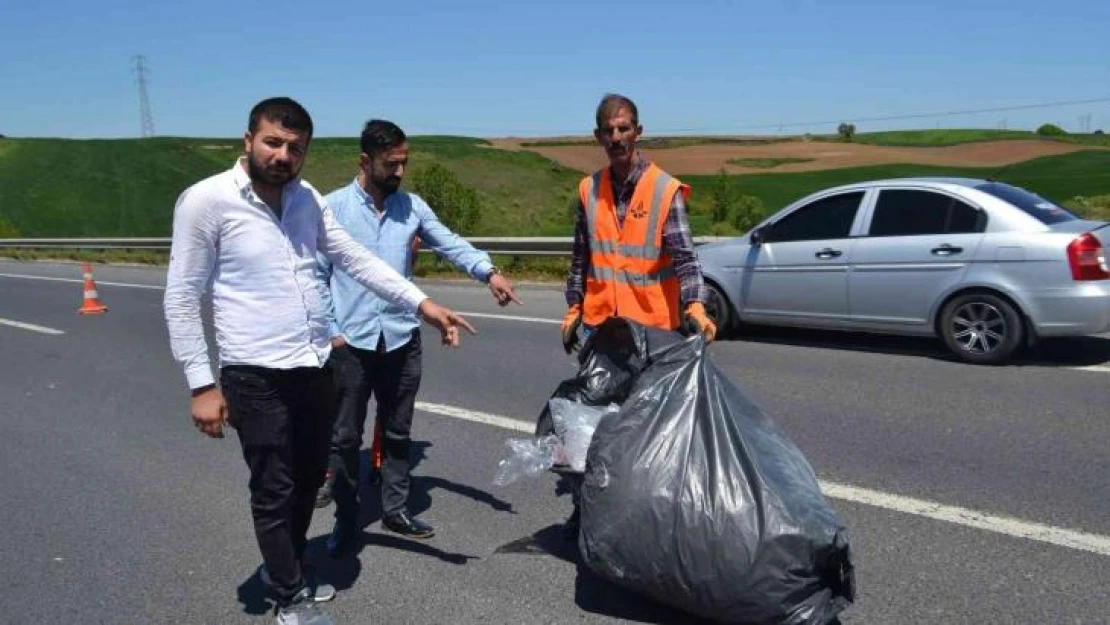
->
xmin=697 ymin=177 xmax=1110 ymax=364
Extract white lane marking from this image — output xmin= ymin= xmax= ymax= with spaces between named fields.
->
xmin=819 ymin=483 xmax=1110 ymax=557
xmin=417 ymin=401 xmax=538 ymax=433
xmin=1069 ymin=364 xmax=1110 ymax=373
xmin=2 ymin=271 xmax=1106 ymax=370
xmin=0 ymin=273 xmax=562 ymax=324
xmin=0 ymin=273 xmax=164 ymax=290
xmin=457 ymin=311 xmax=560 ymax=325
xmin=415 ymin=400 xmax=1110 ymax=557
xmin=0 ymin=317 xmax=65 ymax=335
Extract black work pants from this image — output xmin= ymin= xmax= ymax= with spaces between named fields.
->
xmin=221 ymin=365 xmax=334 ymax=605
xmin=327 ymin=332 xmax=422 ymax=526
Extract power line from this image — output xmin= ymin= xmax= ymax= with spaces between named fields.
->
xmin=133 ymin=55 xmax=156 ymax=138
xmin=423 ymin=96 xmax=1110 ymax=136
xmin=652 ymin=96 xmax=1110 ymax=134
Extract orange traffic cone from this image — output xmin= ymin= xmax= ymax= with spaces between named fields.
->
xmin=370 ymin=421 xmax=384 ymax=472
xmin=367 ymin=421 xmax=384 ymax=484
xmin=78 ymin=262 xmax=108 ymax=315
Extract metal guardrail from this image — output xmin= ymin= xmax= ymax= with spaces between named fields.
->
xmin=0 ymin=238 xmax=174 ymax=250
xmin=0 ymin=236 xmax=727 ymax=256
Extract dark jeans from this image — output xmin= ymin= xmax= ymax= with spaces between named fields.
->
xmin=327 ymin=332 xmax=422 ymax=526
xmin=221 ymin=365 xmax=335 ymax=606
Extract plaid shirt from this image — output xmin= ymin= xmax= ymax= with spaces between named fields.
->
xmin=566 ymin=157 xmax=707 ymax=308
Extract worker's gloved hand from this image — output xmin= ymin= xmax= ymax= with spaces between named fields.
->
xmin=561 ymin=304 xmax=583 ymax=354
xmin=683 ymin=302 xmax=717 ymax=343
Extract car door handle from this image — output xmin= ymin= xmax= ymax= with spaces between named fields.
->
xmin=815 ymin=248 xmax=842 ymax=259
xmin=931 ymin=245 xmax=963 ymax=256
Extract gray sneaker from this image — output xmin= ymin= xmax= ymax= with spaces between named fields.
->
xmin=260 ymin=566 xmax=337 ymax=603
xmin=275 ymin=588 xmax=334 ymax=625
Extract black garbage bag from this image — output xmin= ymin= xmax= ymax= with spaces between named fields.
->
xmin=556 ymin=317 xmax=854 ymax=624
xmin=534 ymin=317 xmax=647 ymax=444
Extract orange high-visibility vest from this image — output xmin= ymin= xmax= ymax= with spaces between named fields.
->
xmin=580 ymin=163 xmax=690 ymax=330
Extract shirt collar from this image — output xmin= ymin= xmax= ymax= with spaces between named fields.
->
xmin=351 ymin=177 xmax=396 ymax=212
xmin=351 ymin=177 xmax=373 ymax=206
xmin=611 ymin=154 xmax=648 ymax=189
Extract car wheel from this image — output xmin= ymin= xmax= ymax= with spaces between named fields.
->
xmin=939 ymin=292 xmax=1023 ymax=364
xmin=705 ymin=282 xmax=733 ymax=336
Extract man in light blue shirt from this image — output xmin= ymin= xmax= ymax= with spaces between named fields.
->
xmin=316 ymin=119 xmax=521 ymax=556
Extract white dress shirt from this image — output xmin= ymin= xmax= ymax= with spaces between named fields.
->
xmin=163 ymin=158 xmax=428 ymax=390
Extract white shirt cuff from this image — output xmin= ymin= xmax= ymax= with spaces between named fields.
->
xmin=186 ymin=364 xmax=216 ymax=390
xmin=399 ymin=283 xmax=428 ymax=313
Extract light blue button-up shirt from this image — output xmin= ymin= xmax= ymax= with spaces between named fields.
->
xmin=318 ymin=179 xmax=494 ymax=353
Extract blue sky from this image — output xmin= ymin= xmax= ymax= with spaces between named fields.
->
xmin=1 ymin=0 xmax=1107 ymax=138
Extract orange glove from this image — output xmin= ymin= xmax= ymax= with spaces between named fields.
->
xmin=561 ymin=304 xmax=583 ymax=354
xmin=683 ymin=302 xmax=717 ymax=343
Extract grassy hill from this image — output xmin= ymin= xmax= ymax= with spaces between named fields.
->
xmin=682 ymin=149 xmax=1110 ymax=226
xmin=0 ymin=136 xmax=582 ymax=238
xmin=848 ymin=128 xmax=1110 ymax=147
xmin=2 ymin=134 xmax=1109 ymax=239
xmin=0 ymin=137 xmax=230 ymax=237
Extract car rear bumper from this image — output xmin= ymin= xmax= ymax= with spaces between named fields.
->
xmin=1019 ymin=282 xmax=1110 ymax=336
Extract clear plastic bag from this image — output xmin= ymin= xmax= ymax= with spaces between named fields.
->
xmin=492 ymin=435 xmax=563 ymax=486
xmin=549 ymin=398 xmax=619 ymax=472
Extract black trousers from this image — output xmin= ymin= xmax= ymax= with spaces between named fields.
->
xmin=327 ymin=332 xmax=422 ymax=526
xmin=221 ymin=365 xmax=334 ymax=605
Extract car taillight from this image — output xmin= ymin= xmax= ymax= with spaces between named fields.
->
xmin=1067 ymin=233 xmax=1110 ymax=281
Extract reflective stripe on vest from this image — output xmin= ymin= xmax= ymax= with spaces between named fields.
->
xmin=586 ymin=264 xmax=677 ymax=285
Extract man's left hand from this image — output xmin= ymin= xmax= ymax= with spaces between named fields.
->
xmin=683 ymin=302 xmax=717 ymax=343
xmin=418 ymin=299 xmax=478 ymax=346
xmin=488 ymin=274 xmax=523 ymax=307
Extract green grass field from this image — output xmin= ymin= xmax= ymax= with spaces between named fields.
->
xmin=0 ymin=136 xmax=581 ymax=238
xmin=850 ymin=128 xmax=1110 ymax=147
xmin=726 ymin=157 xmax=814 ymax=169
xmin=2 ymin=134 xmax=1109 ymax=240
xmin=683 ymin=149 xmax=1110 ymax=220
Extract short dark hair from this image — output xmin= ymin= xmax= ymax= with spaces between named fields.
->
xmin=596 ymin=93 xmax=639 ymax=129
xmin=360 ymin=119 xmax=407 ymax=158
xmin=248 ymin=97 xmax=313 ymax=137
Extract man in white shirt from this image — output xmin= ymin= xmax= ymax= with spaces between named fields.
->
xmin=163 ymin=97 xmax=474 ymax=625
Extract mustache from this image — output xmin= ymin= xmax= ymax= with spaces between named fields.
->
xmin=246 ymin=155 xmax=296 ymax=184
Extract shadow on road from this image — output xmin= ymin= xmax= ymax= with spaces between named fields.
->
xmin=493 ymin=523 xmax=718 ymax=625
xmin=726 ymin=324 xmax=1110 ymax=367
xmin=490 ymin=475 xmax=720 ymax=625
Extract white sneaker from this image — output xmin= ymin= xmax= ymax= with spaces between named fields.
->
xmin=275 ymin=588 xmax=335 ymax=625
xmin=260 ymin=565 xmax=337 ymax=602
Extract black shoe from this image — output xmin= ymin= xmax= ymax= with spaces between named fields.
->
xmin=314 ymin=470 xmax=336 ymax=509
xmin=562 ymin=507 xmax=581 ymax=541
xmin=326 ymin=521 xmax=360 ymax=559
xmin=382 ymin=512 xmax=435 ymax=539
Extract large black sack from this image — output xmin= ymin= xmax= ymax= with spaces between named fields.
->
xmin=558 ymin=318 xmax=854 ymax=624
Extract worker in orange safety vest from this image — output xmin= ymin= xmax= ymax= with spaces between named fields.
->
xmin=557 ymin=93 xmax=716 ymax=539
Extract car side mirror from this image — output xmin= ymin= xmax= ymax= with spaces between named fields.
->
xmin=750 ymin=227 xmax=766 ymax=246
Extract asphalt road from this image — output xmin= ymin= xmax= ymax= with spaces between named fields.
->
xmin=0 ymin=259 xmax=1107 ymax=624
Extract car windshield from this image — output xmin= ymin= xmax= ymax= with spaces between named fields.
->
xmin=974 ymin=182 xmax=1078 ymax=225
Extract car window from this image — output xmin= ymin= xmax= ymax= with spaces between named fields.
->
xmin=766 ymin=191 xmax=864 ymax=242
xmin=947 ymin=199 xmax=982 ymax=233
xmin=869 ymin=189 xmax=985 ymax=236
xmin=974 ymin=181 xmax=1078 ymax=225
